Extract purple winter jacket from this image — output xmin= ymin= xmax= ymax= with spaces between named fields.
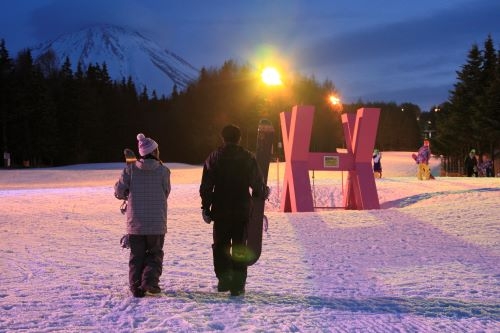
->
xmin=114 ymin=159 xmax=171 ymax=235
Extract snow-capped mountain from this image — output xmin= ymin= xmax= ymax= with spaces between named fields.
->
xmin=31 ymin=24 xmax=199 ymax=96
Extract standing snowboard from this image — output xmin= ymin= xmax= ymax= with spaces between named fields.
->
xmin=417 ymin=163 xmax=431 ymax=180
xmin=245 ymin=119 xmax=274 ymax=266
xmin=124 ymin=148 xmax=137 ymax=165
xmin=412 ymin=153 xmax=432 ymax=180
xmin=120 ymin=149 xmax=137 ymax=214
xmin=119 ymin=148 xmax=137 ymax=248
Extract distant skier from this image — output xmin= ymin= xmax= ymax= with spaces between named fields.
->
xmin=372 ymin=149 xmax=382 ymax=178
xmin=478 ymin=153 xmax=494 ymax=177
xmin=114 ymin=133 xmax=171 ymax=297
xmin=413 ymin=139 xmax=432 ymax=180
xmin=199 ymin=124 xmax=267 ymax=296
xmin=464 ymin=149 xmax=478 ymax=177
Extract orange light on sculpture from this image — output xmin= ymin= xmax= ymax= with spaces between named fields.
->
xmin=261 ymin=67 xmax=282 ymax=86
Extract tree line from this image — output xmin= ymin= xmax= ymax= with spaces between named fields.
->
xmin=2 ymin=35 xmax=497 ymax=168
xmin=431 ymin=35 xmax=500 ymax=174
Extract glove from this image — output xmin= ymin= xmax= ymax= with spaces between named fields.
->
xmin=253 ymin=185 xmax=270 ymax=200
xmin=202 ymin=208 xmax=212 ymax=224
xmin=120 ymin=200 xmax=128 ymax=214
xmin=114 ymin=190 xmax=128 ymax=201
xmin=120 ymin=234 xmax=130 ymax=249
xmin=263 ymin=186 xmax=270 ymax=200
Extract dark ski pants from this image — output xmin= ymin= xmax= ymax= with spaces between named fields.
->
xmin=212 ymin=210 xmax=248 ymax=290
xmin=128 ymin=234 xmax=165 ymax=292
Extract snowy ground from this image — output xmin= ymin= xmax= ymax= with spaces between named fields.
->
xmin=0 ymin=152 xmax=499 ymax=332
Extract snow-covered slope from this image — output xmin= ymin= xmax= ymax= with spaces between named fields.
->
xmin=1 ymin=152 xmax=499 ymax=332
xmin=31 ymin=24 xmax=199 ymax=96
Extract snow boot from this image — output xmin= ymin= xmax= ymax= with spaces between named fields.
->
xmin=132 ymin=287 xmax=145 ymax=298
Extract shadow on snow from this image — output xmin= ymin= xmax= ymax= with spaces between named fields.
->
xmin=381 ymin=187 xmax=500 ymax=209
xmin=160 ymin=290 xmax=499 ymax=320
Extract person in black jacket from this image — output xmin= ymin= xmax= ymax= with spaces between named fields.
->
xmin=200 ymin=124 xmax=267 ymax=296
xmin=464 ymin=149 xmax=478 ymax=177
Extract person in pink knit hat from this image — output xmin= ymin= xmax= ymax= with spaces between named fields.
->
xmin=115 ymin=133 xmax=171 ymax=297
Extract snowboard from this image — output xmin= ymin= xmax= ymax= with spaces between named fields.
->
xmin=120 ymin=148 xmax=137 ymax=215
xmin=119 ymin=148 xmax=137 ymax=249
xmin=124 ymin=148 xmax=137 ymax=164
xmin=245 ymin=119 xmax=274 ymax=266
xmin=417 ymin=163 xmax=431 ymax=180
xmin=412 ymin=153 xmax=433 ymax=180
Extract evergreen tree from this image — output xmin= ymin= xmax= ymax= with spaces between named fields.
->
xmin=61 ymin=57 xmax=73 ymax=79
xmin=11 ymin=49 xmax=57 ymax=166
xmin=400 ymin=103 xmax=422 ymax=150
xmin=474 ymin=35 xmax=499 ymax=159
xmin=438 ymin=44 xmax=483 ymax=156
xmin=478 ymin=45 xmax=500 ymax=170
xmin=435 ymin=35 xmax=499 ymax=174
xmin=139 ymin=86 xmax=149 ymax=102
xmin=0 ymin=39 xmax=14 ymax=162
xmin=82 ymin=62 xmax=114 ymax=161
xmin=51 ymin=56 xmax=80 ymax=165
xmin=343 ymin=101 xmax=421 ymax=151
xmin=35 ymin=48 xmax=59 ymax=77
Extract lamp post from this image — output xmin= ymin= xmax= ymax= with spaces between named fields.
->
xmin=261 ymin=67 xmax=282 ymax=86
xmin=260 ymin=66 xmax=283 ymax=198
xmin=327 ymin=93 xmax=343 ymax=113
xmin=328 ymin=94 xmax=340 ymax=107
xmin=424 ymin=120 xmax=436 ymax=138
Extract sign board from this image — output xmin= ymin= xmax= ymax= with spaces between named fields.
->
xmin=323 ymin=156 xmax=339 ymax=168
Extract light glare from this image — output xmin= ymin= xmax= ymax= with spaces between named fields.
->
xmin=261 ymin=67 xmax=282 ymax=86
xmin=328 ymin=94 xmax=340 ymax=105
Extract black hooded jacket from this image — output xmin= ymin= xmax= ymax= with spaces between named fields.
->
xmin=200 ymin=143 xmax=265 ymax=217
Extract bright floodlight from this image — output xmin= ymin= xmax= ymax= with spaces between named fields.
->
xmin=261 ymin=67 xmax=282 ymax=86
xmin=328 ymin=94 xmax=340 ymax=105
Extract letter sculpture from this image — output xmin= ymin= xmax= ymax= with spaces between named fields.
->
xmin=280 ymin=105 xmax=380 ymax=211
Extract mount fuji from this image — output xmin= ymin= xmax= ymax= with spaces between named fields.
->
xmin=31 ymin=24 xmax=199 ymax=97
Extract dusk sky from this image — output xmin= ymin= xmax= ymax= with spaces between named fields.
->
xmin=1 ymin=0 xmax=499 ymax=111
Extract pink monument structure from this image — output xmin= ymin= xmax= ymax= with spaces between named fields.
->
xmin=280 ymin=105 xmax=381 ymax=212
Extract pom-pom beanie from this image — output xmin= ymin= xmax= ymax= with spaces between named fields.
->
xmin=137 ymin=133 xmax=158 ymax=157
